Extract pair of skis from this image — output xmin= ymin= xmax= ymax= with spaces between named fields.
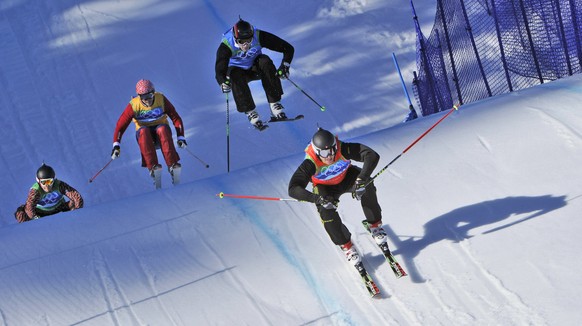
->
xmin=151 ymin=165 xmax=181 ymax=189
xmin=350 ymin=221 xmax=407 ymax=297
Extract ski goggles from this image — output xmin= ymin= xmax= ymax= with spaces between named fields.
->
xmin=236 ymin=37 xmax=252 ymax=45
xmin=38 ymin=178 xmax=54 ymax=186
xmin=315 ymin=145 xmax=336 ymax=158
xmin=139 ymin=91 xmax=154 ymax=101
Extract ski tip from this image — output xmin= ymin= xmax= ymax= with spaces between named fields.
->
xmin=368 ymin=283 xmax=381 ymax=297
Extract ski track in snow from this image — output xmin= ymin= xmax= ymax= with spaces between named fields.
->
xmin=129 ymin=245 xmax=177 ymax=325
xmin=282 ymin=203 xmax=361 ymax=325
xmin=243 ymin=207 xmax=350 ymax=324
xmin=527 ymin=106 xmax=582 ymax=147
xmin=74 ymin=225 xmax=232 ymax=326
xmin=195 ymin=226 xmax=273 ymax=325
xmin=443 ymin=224 xmax=547 ymax=325
xmin=92 ymin=248 xmax=140 ymax=326
xmin=421 ymin=264 xmax=477 ymax=325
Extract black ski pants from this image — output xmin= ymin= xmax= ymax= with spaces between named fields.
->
xmin=229 ymin=54 xmax=284 ymax=113
xmin=313 ymin=166 xmax=383 ymax=246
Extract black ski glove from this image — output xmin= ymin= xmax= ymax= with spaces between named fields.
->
xmin=221 ymin=78 xmax=231 ymax=93
xmin=277 ymin=62 xmax=290 ymax=79
xmin=352 ymin=178 xmax=367 ymax=201
xmin=316 ymin=195 xmax=337 ymax=210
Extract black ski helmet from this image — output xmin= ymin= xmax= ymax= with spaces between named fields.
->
xmin=311 ymin=128 xmax=336 ymax=156
xmin=36 ymin=163 xmax=55 ymax=180
xmin=233 ymin=19 xmax=254 ymax=40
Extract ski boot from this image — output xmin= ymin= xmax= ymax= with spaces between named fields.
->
xmin=269 ymin=102 xmax=287 ymax=120
xmin=246 ymin=109 xmax=267 ymax=131
xmin=340 ymin=241 xmax=362 ymax=267
xmin=368 ymin=221 xmax=388 ymax=246
xmin=169 ymin=162 xmax=181 ymax=185
xmin=149 ymin=164 xmax=162 ymax=189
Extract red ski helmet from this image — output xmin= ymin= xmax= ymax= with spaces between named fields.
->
xmin=136 ymin=79 xmax=155 ymax=95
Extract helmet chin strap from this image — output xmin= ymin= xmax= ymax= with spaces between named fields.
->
xmin=141 ymin=98 xmax=154 ymax=107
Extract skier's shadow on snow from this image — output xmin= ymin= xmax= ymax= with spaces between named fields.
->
xmin=388 ymin=195 xmax=567 ymax=283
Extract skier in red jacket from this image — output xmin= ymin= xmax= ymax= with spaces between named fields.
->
xmin=111 ymin=79 xmax=186 ymax=187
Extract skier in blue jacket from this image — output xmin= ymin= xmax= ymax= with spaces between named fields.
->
xmin=215 ymin=18 xmax=294 ymax=130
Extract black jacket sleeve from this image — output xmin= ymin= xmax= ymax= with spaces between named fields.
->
xmin=341 ymin=142 xmax=380 ymax=180
xmin=215 ymin=43 xmax=232 ymax=85
xmin=258 ymin=30 xmax=294 ymax=65
xmin=288 ymin=159 xmax=320 ymax=203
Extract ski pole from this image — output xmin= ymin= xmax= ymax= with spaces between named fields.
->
xmin=286 ymin=77 xmax=326 ymax=111
xmin=226 ymin=93 xmax=231 ymax=173
xmin=89 ymin=158 xmax=113 ymax=183
xmin=217 ymin=192 xmax=300 ymax=202
xmin=184 ymin=147 xmax=210 ymax=168
xmin=363 ymin=104 xmax=460 ymax=188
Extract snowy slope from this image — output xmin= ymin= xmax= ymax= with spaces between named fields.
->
xmin=2 ymin=0 xmax=582 ymax=325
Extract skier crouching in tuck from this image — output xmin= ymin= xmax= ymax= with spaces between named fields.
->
xmin=111 ymin=79 xmax=186 ymax=187
xmin=215 ymin=18 xmax=294 ymax=130
xmin=288 ymin=128 xmax=389 ymax=266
